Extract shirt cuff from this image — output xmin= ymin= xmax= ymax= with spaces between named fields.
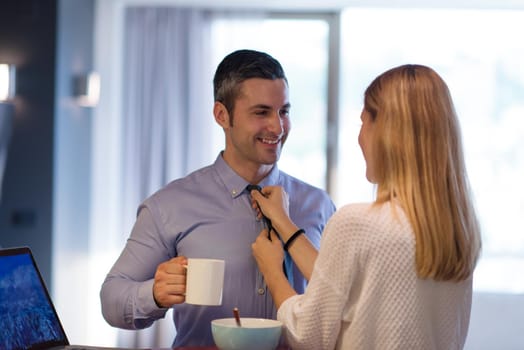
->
xmin=137 ymin=279 xmax=168 ymax=317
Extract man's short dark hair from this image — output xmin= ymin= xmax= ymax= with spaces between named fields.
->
xmin=213 ymin=49 xmax=288 ymax=115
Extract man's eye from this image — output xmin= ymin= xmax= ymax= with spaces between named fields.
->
xmin=280 ymin=110 xmax=290 ymax=117
xmin=255 ymin=110 xmax=269 ymax=116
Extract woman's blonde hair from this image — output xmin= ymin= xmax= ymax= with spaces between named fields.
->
xmin=364 ymin=64 xmax=481 ymax=281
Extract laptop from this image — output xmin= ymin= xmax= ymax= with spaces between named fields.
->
xmin=0 ymin=246 xmax=147 ymax=350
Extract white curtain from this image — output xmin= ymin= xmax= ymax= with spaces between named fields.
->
xmin=120 ymin=7 xmax=215 ymax=243
xmin=117 ymin=7 xmax=214 ymax=347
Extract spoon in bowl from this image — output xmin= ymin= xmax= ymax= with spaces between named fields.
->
xmin=233 ymin=307 xmax=242 ymax=327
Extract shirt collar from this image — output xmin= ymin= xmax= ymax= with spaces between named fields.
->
xmin=213 ymin=152 xmax=280 ymax=199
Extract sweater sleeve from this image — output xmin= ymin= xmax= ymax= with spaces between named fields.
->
xmin=277 ymin=204 xmax=366 ymax=350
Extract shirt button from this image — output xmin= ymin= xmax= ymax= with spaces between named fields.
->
xmin=257 ymin=288 xmax=265 ymax=295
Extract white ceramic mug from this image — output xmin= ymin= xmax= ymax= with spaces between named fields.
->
xmin=185 ymin=258 xmax=225 ymax=306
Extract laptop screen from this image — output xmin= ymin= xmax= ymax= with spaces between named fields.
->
xmin=0 ymin=247 xmax=69 ymax=350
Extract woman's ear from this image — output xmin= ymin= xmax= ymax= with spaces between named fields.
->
xmin=214 ymin=101 xmax=230 ymax=128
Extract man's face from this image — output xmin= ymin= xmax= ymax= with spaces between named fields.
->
xmin=218 ymin=78 xmax=291 ymax=170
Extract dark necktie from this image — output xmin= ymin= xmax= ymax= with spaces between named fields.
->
xmin=246 ymin=184 xmax=290 ymax=281
xmin=245 ymin=184 xmax=276 ymax=240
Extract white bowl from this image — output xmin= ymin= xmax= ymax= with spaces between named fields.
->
xmin=211 ymin=317 xmax=283 ymax=350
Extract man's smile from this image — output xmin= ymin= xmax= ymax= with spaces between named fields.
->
xmin=259 ymin=137 xmax=280 ymax=145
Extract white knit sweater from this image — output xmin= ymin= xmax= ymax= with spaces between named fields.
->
xmin=277 ymin=202 xmax=472 ymax=350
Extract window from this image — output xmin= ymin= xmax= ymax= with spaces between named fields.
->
xmin=338 ymin=8 xmax=524 ymax=293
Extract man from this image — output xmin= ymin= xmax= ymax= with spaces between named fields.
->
xmin=100 ymin=49 xmax=335 ymax=347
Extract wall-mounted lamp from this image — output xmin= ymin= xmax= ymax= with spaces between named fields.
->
xmin=73 ymin=72 xmax=100 ymax=107
xmin=0 ymin=64 xmax=16 ymax=102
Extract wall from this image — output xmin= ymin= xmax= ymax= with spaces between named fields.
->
xmin=0 ymin=0 xmax=57 ymax=287
xmin=52 ymin=0 xmax=96 ymax=342
xmin=465 ymin=292 xmax=524 ymax=349
xmin=0 ymin=0 xmax=98 ymax=343
xmin=0 ymin=103 xmax=14 ymax=197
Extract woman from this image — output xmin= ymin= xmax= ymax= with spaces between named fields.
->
xmin=251 ymin=64 xmax=482 ymax=350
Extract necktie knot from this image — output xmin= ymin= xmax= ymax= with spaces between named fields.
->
xmin=245 ymin=184 xmax=261 ymax=193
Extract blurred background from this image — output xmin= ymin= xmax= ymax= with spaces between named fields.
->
xmin=0 ymin=0 xmax=523 ymax=349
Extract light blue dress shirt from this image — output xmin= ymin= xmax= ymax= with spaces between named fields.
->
xmin=100 ymin=153 xmax=335 ymax=347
